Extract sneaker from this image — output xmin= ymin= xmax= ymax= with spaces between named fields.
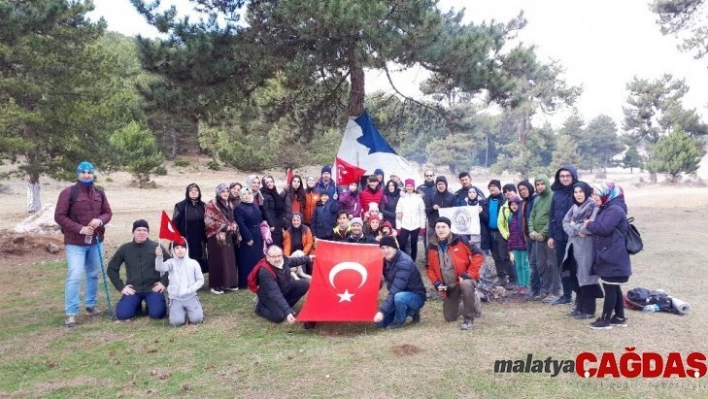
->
xmin=64 ymin=315 xmax=77 ymax=328
xmin=505 ymin=282 xmax=519 ymax=291
xmin=567 ymin=309 xmax=580 ymax=317
xmin=85 ymin=307 xmax=103 ymax=317
xmin=224 ymin=287 xmax=239 ymax=292
xmin=532 ymin=292 xmax=547 ymax=301
xmin=588 ymin=318 xmax=612 ymax=330
xmin=610 ymin=316 xmax=628 ymax=327
xmin=460 ymin=319 xmax=474 ymax=331
xmin=542 ymin=295 xmax=560 ymax=304
xmin=386 ymin=321 xmax=405 ymax=330
xmin=411 ymin=311 xmax=421 ymax=324
xmin=552 ymin=297 xmax=572 ymax=306
xmin=574 ymin=312 xmax=595 ymax=320
xmin=211 ymin=288 xmax=224 ymax=295
xmin=517 ymin=287 xmax=529 ymax=295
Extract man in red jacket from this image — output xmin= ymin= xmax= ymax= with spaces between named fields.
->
xmin=426 ymin=217 xmax=484 ymax=330
xmin=54 ymin=161 xmax=112 ymax=328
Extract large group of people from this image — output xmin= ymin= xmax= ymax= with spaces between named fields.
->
xmin=54 ymin=161 xmax=633 ymax=331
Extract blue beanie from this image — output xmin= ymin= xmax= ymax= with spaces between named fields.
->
xmin=76 ymin=161 xmax=95 ymax=174
xmin=321 ymin=165 xmax=332 ymax=175
xmin=374 ymin=168 xmax=384 ymax=176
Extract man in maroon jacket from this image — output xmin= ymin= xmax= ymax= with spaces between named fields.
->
xmin=54 ymin=161 xmax=112 ymax=327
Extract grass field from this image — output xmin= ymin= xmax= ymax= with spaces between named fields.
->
xmin=1 ymin=166 xmax=707 ymax=398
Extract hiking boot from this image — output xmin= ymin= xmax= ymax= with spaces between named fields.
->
xmin=411 ymin=310 xmax=421 ymax=324
xmin=85 ymin=307 xmax=103 ymax=317
xmin=552 ymin=297 xmax=572 ymax=306
xmin=610 ymin=316 xmax=628 ymax=327
xmin=64 ymin=315 xmax=77 ymax=328
xmin=574 ymin=312 xmax=595 ymax=320
xmin=588 ymin=318 xmax=612 ymax=330
xmin=542 ymin=295 xmax=560 ymax=304
xmin=211 ymin=288 xmax=224 ymax=295
xmin=460 ymin=319 xmax=474 ymax=331
xmin=386 ymin=321 xmax=405 ymax=330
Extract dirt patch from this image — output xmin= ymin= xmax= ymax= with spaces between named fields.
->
xmin=392 ymin=344 xmax=422 ymax=356
xmin=0 ymin=231 xmax=64 ymax=265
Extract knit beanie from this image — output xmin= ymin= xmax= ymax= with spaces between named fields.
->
xmin=350 ymin=217 xmax=363 ymax=226
xmin=76 ymin=161 xmax=95 ymax=174
xmin=379 ymin=236 xmax=398 ymax=248
xmin=488 ymin=179 xmax=502 ymax=190
xmin=132 ymin=219 xmax=149 ymax=232
xmin=321 ymin=165 xmax=332 ymax=175
xmin=405 ymin=178 xmax=415 ymax=187
xmin=436 ymin=217 xmax=452 ymax=228
xmin=374 ymin=168 xmax=384 ymax=177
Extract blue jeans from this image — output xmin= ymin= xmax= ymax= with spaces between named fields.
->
xmin=65 ymin=244 xmax=100 ymax=316
xmin=377 ymin=291 xmax=425 ymax=327
xmin=115 ymin=292 xmax=167 ymax=320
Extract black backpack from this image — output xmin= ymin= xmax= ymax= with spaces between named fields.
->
xmin=615 ymin=217 xmax=643 ymax=255
xmin=626 ymin=287 xmax=673 ymax=312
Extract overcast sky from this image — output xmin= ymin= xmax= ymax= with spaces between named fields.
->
xmin=91 ymin=0 xmax=708 ymax=128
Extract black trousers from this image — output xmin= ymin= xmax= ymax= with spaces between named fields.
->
xmin=256 ymin=280 xmax=309 ymax=323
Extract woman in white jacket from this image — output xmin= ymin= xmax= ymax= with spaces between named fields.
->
xmin=395 ymin=179 xmax=427 ymax=261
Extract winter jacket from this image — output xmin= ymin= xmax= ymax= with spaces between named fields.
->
xmin=517 ymin=180 xmax=536 ymax=237
xmin=155 ymin=243 xmax=204 ymax=300
xmin=338 ymin=190 xmax=361 ymax=218
xmin=479 ymin=193 xmax=505 ymax=249
xmin=379 ymin=250 xmax=427 ymax=315
xmin=345 ymin=234 xmax=378 ymax=244
xmin=497 ymin=201 xmax=512 ymax=239
xmin=256 ymin=256 xmax=312 ymax=317
xmin=311 ymin=199 xmax=340 ymax=239
xmin=380 ymin=187 xmax=401 ymax=226
xmin=283 ymin=225 xmax=314 ymax=256
xmin=281 ymin=190 xmax=305 ymax=228
xmin=562 ymin=198 xmax=597 ymax=287
xmin=108 ymin=239 xmax=169 ymax=293
xmin=315 ymin=179 xmax=337 ymax=198
xmin=261 ymin=187 xmax=286 ymax=232
xmin=455 ymin=185 xmax=485 ymax=204
xmin=585 ymin=196 xmax=632 ymax=279
xmin=425 ymin=177 xmax=456 ymax=227
xmin=528 ymin=174 xmax=552 ymax=238
xmin=416 ymin=181 xmax=436 ymax=203
xmin=426 ymin=234 xmax=484 ymax=293
xmin=548 ymin=166 xmax=579 ymax=242
xmin=395 ymin=192 xmax=426 ymax=231
xmin=303 ymin=189 xmax=320 ymax=225
xmin=332 ymin=226 xmax=351 ymax=241
xmin=359 ymin=186 xmax=384 ymax=215
xmin=54 ymin=182 xmax=112 ymax=246
xmin=507 ymin=210 xmax=526 ymax=251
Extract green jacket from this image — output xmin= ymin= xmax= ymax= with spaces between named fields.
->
xmin=108 ymin=239 xmax=169 ymax=293
xmin=528 ymin=174 xmax=552 ymax=237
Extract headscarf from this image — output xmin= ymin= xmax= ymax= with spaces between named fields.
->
xmin=185 ymin=183 xmax=202 ymax=204
xmin=570 ymin=181 xmax=596 ymax=222
xmin=215 ymin=183 xmax=229 ymax=197
xmin=240 ymin=187 xmax=254 ymax=204
xmin=572 ymin=181 xmax=593 ymax=206
xmin=592 ymin=180 xmax=623 ymax=206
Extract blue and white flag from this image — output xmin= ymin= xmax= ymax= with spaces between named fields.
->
xmin=335 ymin=111 xmax=422 ymax=184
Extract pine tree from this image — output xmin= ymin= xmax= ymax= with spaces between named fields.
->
xmin=648 ymin=127 xmax=705 ymax=182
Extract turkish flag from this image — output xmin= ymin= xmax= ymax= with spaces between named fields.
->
xmin=335 ymin=157 xmax=367 ymax=186
xmin=297 ymin=240 xmax=383 ymax=322
xmin=159 ymin=210 xmax=182 ymax=242
xmin=286 ymin=168 xmax=293 ymax=186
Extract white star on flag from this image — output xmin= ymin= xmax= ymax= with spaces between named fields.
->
xmin=337 ymin=289 xmax=354 ymax=302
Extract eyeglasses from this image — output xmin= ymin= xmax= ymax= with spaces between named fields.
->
xmin=424 ymin=174 xmax=434 ymax=177
xmin=267 ymin=254 xmax=283 ymax=259
xmin=559 ymin=174 xmax=572 ymax=178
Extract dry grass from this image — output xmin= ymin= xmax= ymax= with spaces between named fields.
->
xmin=1 ymin=165 xmax=707 ymax=398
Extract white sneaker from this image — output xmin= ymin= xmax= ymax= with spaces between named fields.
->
xmin=211 ymin=288 xmax=224 ymax=295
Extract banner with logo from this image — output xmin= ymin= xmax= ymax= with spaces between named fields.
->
xmin=438 ymin=206 xmax=481 ymax=236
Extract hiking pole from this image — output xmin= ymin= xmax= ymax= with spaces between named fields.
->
xmin=96 ymin=236 xmax=114 ymax=319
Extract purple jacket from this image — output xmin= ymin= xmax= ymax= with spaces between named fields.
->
xmin=338 ymin=190 xmax=361 ymax=217
xmin=507 ymin=211 xmax=526 ymax=251
xmin=586 ymin=197 xmax=632 ymax=278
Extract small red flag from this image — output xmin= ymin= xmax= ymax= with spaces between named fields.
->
xmin=297 ymin=240 xmax=383 ymax=322
xmin=286 ymin=168 xmax=294 ymax=186
xmin=335 ymin=157 xmax=367 ymax=186
xmin=159 ymin=210 xmax=182 ymax=242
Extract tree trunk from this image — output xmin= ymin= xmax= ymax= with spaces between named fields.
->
xmin=171 ymin=129 xmax=178 ymax=159
xmin=649 ymin=171 xmax=657 ymax=183
xmin=27 ymin=171 xmax=41 ymax=213
xmin=347 ymin=45 xmax=365 ymax=117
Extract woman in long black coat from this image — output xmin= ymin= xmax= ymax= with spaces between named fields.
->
xmin=173 ymin=183 xmax=208 ymax=273
xmin=235 ymin=188 xmax=265 ymax=290
xmin=260 ymin=175 xmax=286 ymax=247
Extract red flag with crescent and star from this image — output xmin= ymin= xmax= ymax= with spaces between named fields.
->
xmin=159 ymin=210 xmax=182 ymax=242
xmin=297 ymin=240 xmax=383 ymax=322
xmin=334 ymin=157 xmax=367 ymax=186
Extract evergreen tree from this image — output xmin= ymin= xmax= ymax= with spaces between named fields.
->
xmin=109 ymin=122 xmax=165 ymax=187
xmin=648 ymin=127 xmax=705 ymax=182
xmin=0 ymin=0 xmax=129 ymax=212
xmin=581 ymin=115 xmax=623 ymax=172
xmin=621 ymin=145 xmax=643 ymax=173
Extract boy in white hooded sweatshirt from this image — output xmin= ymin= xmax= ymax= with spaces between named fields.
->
xmin=155 ymin=237 xmax=205 ymax=326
